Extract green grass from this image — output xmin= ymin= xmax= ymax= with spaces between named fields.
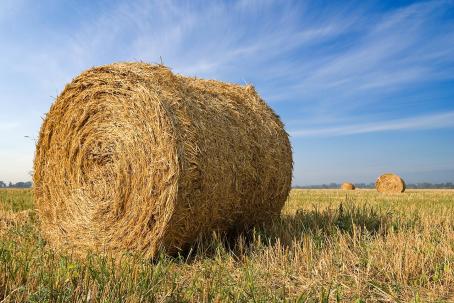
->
xmin=0 ymin=189 xmax=33 ymax=212
xmin=1 ymin=189 xmax=454 ymax=302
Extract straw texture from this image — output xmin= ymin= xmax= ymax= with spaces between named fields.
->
xmin=375 ymin=173 xmax=406 ymax=193
xmin=0 ymin=210 xmax=32 ymax=235
xmin=33 ymin=62 xmax=293 ymax=258
xmin=341 ymin=182 xmax=355 ymax=190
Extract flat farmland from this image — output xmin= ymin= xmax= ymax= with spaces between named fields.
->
xmin=1 ymin=189 xmax=453 ymax=302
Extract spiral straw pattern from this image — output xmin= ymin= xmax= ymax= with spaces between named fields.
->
xmin=33 ymin=62 xmax=293 ymax=258
xmin=375 ymin=173 xmax=406 ymax=193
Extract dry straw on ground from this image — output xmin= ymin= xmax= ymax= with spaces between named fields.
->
xmin=33 ymin=62 xmax=293 ymax=258
xmin=375 ymin=173 xmax=406 ymax=193
xmin=0 ymin=209 xmax=33 ymax=235
xmin=341 ymin=182 xmax=355 ymax=190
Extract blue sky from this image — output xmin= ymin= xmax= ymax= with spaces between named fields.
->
xmin=0 ymin=0 xmax=453 ymax=185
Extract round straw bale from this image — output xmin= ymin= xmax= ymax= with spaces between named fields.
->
xmin=375 ymin=173 xmax=406 ymax=193
xmin=341 ymin=182 xmax=355 ymax=190
xmin=33 ymin=62 xmax=293 ymax=258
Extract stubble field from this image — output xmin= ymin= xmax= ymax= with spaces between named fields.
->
xmin=1 ymin=188 xmax=453 ymax=302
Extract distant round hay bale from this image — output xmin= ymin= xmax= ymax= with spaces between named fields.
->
xmin=375 ymin=173 xmax=406 ymax=193
xmin=341 ymin=182 xmax=355 ymax=190
xmin=33 ymin=62 xmax=293 ymax=258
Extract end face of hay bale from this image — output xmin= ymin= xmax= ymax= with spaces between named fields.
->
xmin=33 ymin=62 xmax=293 ymax=258
xmin=341 ymin=182 xmax=355 ymax=190
xmin=375 ymin=173 xmax=406 ymax=193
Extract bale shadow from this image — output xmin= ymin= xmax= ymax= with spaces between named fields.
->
xmin=171 ymin=202 xmax=420 ymax=263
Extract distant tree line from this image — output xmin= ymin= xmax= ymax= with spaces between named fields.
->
xmin=294 ymin=182 xmax=454 ymax=189
xmin=0 ymin=181 xmax=32 ymax=188
xmin=1 ymin=180 xmax=453 ymax=189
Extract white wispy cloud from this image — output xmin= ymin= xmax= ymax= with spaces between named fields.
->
xmin=290 ymin=111 xmax=454 ymax=137
xmin=265 ymin=1 xmax=454 ymax=113
xmin=7 ymin=0 xmax=452 ymax=109
xmin=1 ymin=0 xmax=453 ymax=183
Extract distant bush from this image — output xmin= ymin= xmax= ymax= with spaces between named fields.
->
xmin=294 ymin=182 xmax=454 ymax=189
xmin=0 ymin=181 xmax=32 ymax=188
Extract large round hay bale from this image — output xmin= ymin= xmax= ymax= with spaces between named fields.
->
xmin=375 ymin=173 xmax=406 ymax=193
xmin=341 ymin=182 xmax=355 ymax=190
xmin=33 ymin=62 xmax=293 ymax=258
